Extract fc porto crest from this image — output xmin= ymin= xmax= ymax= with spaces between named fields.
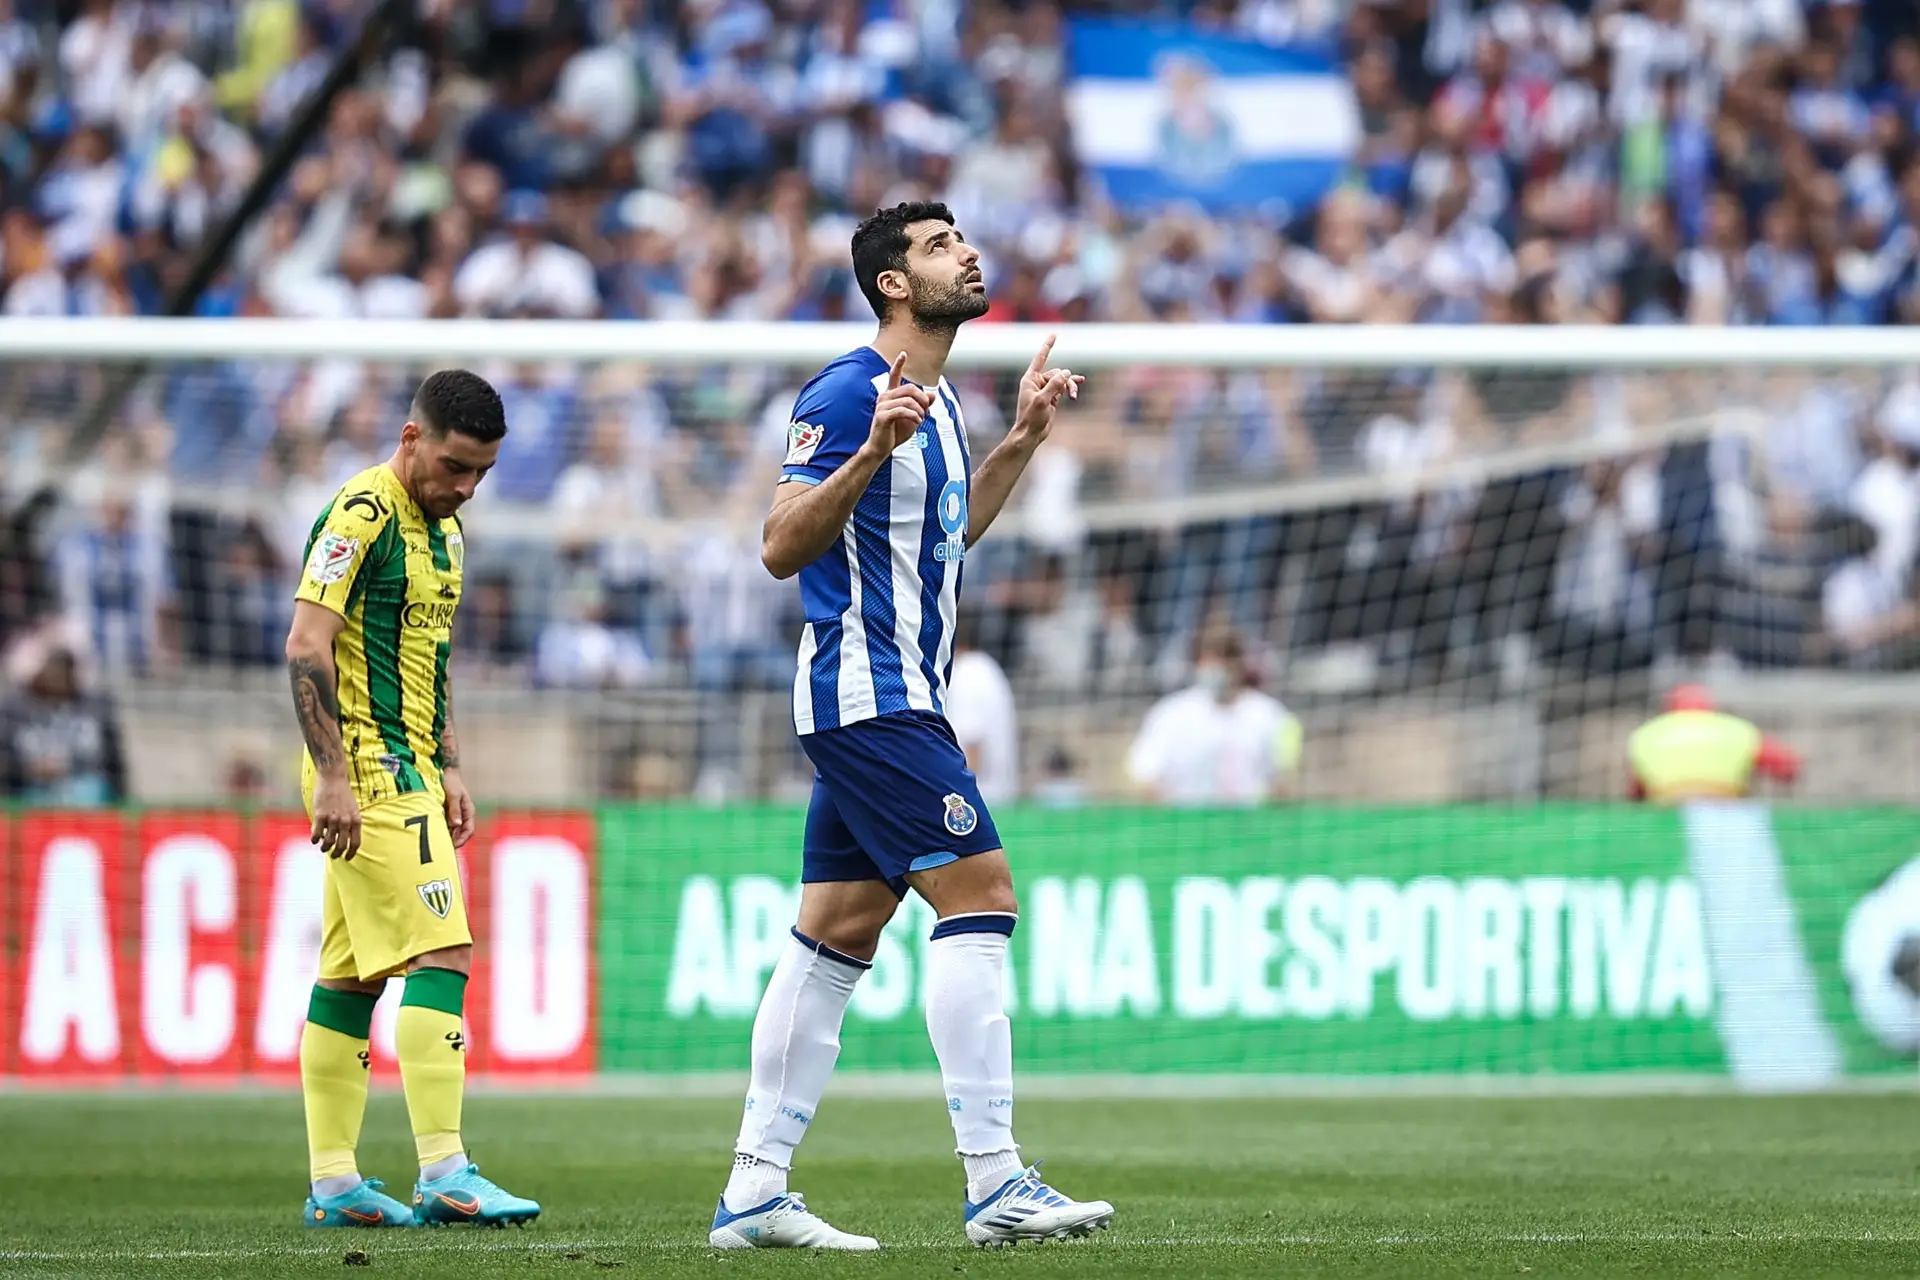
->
xmin=941 ymin=792 xmax=979 ymax=837
xmin=417 ymin=878 xmax=454 ymax=919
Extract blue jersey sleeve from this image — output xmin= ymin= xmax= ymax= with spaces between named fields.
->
xmin=780 ymin=364 xmax=876 ymax=487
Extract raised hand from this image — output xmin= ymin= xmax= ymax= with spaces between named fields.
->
xmin=867 ymin=350 xmax=935 ymax=458
xmin=1012 ymin=333 xmax=1083 ymax=446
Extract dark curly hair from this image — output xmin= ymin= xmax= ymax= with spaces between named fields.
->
xmin=411 ymin=369 xmax=507 ymax=443
xmin=851 ymin=200 xmax=957 ymax=321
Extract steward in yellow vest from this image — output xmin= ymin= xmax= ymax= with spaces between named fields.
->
xmin=1627 ymin=685 xmax=1801 ymax=803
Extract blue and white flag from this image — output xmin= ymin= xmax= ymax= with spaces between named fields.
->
xmin=1065 ymin=20 xmax=1358 ymax=215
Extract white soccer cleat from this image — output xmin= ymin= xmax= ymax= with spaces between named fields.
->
xmin=708 ymin=1192 xmax=880 ymax=1250
xmin=963 ymin=1162 xmax=1114 ymax=1247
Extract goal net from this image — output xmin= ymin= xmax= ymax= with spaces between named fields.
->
xmin=0 ymin=319 xmax=1915 ymax=1089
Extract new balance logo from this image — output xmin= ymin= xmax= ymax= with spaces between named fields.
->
xmin=445 ymin=1030 xmax=466 ymax=1053
xmin=948 ymin=1097 xmax=963 ymax=1112
xmin=343 ymin=492 xmax=390 ymax=522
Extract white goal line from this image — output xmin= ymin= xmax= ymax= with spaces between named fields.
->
xmin=8 ymin=1071 xmax=1916 ymax=1101
xmin=8 ymin=1229 xmax=1919 ymax=1260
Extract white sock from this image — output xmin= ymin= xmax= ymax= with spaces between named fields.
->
xmin=924 ymin=914 xmax=1022 ymax=1203
xmin=964 ymin=1150 xmax=1025 ymax=1198
xmin=312 ymin=1173 xmax=363 ymax=1198
xmin=724 ymin=1152 xmax=787 ymax=1212
xmin=420 ymin=1152 xmax=466 ymax=1183
xmin=723 ymin=930 xmax=867 ymax=1213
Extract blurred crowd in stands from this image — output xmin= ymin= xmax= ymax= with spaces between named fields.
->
xmin=3 ymin=0 xmax=1920 ymax=802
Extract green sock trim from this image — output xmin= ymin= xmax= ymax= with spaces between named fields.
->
xmin=401 ymin=967 xmax=468 ymax=1017
xmin=306 ymin=986 xmax=377 ymax=1039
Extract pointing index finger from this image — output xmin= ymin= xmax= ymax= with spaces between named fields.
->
xmin=888 ymin=350 xmax=908 ymax=389
xmin=1029 ymin=333 xmax=1057 ymax=375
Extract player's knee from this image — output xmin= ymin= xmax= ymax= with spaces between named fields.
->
xmin=318 ymin=976 xmax=384 ymax=998
xmin=408 ymin=944 xmax=472 ymax=976
xmin=828 ymin=900 xmax=896 ymax=957
xmin=795 ymin=880 xmax=900 ymax=962
xmin=913 ymin=850 xmax=1017 ymax=918
xmin=806 ymin=914 xmax=890 ymax=961
xmin=963 ymin=880 xmax=1019 ymax=918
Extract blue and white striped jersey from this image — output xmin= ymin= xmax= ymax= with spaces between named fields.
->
xmin=778 ymin=347 xmax=972 ymax=736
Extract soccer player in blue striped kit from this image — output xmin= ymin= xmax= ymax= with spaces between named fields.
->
xmin=708 ymin=201 xmax=1114 ymax=1251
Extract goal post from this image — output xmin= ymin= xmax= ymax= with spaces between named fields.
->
xmin=0 ymin=319 xmax=1916 ymax=1088
xmin=6 ymin=316 xmax=1920 ymax=364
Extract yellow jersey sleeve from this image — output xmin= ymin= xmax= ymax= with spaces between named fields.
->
xmin=295 ymin=488 xmax=398 ymax=617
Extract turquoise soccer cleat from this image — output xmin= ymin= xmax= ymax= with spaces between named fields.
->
xmin=302 ymin=1177 xmax=417 ymax=1228
xmin=412 ymin=1162 xmax=541 ymax=1228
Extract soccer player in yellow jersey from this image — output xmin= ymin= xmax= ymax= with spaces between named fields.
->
xmin=284 ymin=369 xmax=538 ymax=1229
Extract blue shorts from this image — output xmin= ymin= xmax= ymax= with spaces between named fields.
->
xmin=801 ymin=709 xmax=1002 ymax=897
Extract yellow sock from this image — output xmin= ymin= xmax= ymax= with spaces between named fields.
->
xmin=397 ymin=968 xmax=468 ymax=1172
xmin=301 ymin=987 xmax=376 ymax=1183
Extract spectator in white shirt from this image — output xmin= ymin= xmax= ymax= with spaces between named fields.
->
xmin=1600 ymin=0 xmax=1698 ymax=128
xmin=551 ymin=409 xmax=661 ymax=593
xmin=534 ymin=568 xmax=651 ymax=691
xmin=117 ymin=11 xmax=207 ymax=155
xmin=550 ymin=26 xmax=641 ymax=152
xmin=0 ymin=0 xmax=41 ymax=102
xmin=1692 ymin=0 xmax=1804 ymax=80
xmin=453 ymin=190 xmax=599 ymax=319
xmin=1283 ymin=188 xmax=1388 ymax=323
xmin=60 ymin=0 xmax=134 ymax=128
xmin=681 ymin=488 xmax=795 ymax=800
xmin=56 ymin=472 xmax=172 ymax=676
xmin=1480 ymin=0 xmax=1592 ymax=82
xmin=6 ymin=219 xmax=98 ymax=316
xmin=36 ymin=123 xmax=123 ymax=251
xmin=1126 ymin=632 xmax=1302 ymax=807
xmin=1405 ymin=161 xmax=1516 ymax=322
xmin=946 ymin=103 xmax=1057 ymax=245
xmin=265 ymin=220 xmax=428 ymax=321
xmin=1849 ymin=380 xmax=1920 ymax=593
xmin=1546 ymin=458 xmax=1662 ymax=672
xmin=255 ymin=12 xmax=330 ymax=137
xmin=1822 ymin=514 xmax=1905 ymax=665
xmin=944 ymin=615 xmax=1020 ymax=805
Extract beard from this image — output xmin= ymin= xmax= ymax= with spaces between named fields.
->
xmin=908 ymin=272 xmax=991 ymax=330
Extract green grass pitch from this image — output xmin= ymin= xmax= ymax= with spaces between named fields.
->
xmin=2 ymin=1092 xmax=1918 ymax=1277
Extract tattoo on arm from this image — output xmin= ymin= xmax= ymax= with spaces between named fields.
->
xmin=288 ymin=655 xmax=346 ymax=772
xmin=439 ymin=670 xmax=460 ymax=770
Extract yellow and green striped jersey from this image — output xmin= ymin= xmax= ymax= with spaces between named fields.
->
xmin=295 ymin=464 xmax=464 ymax=806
